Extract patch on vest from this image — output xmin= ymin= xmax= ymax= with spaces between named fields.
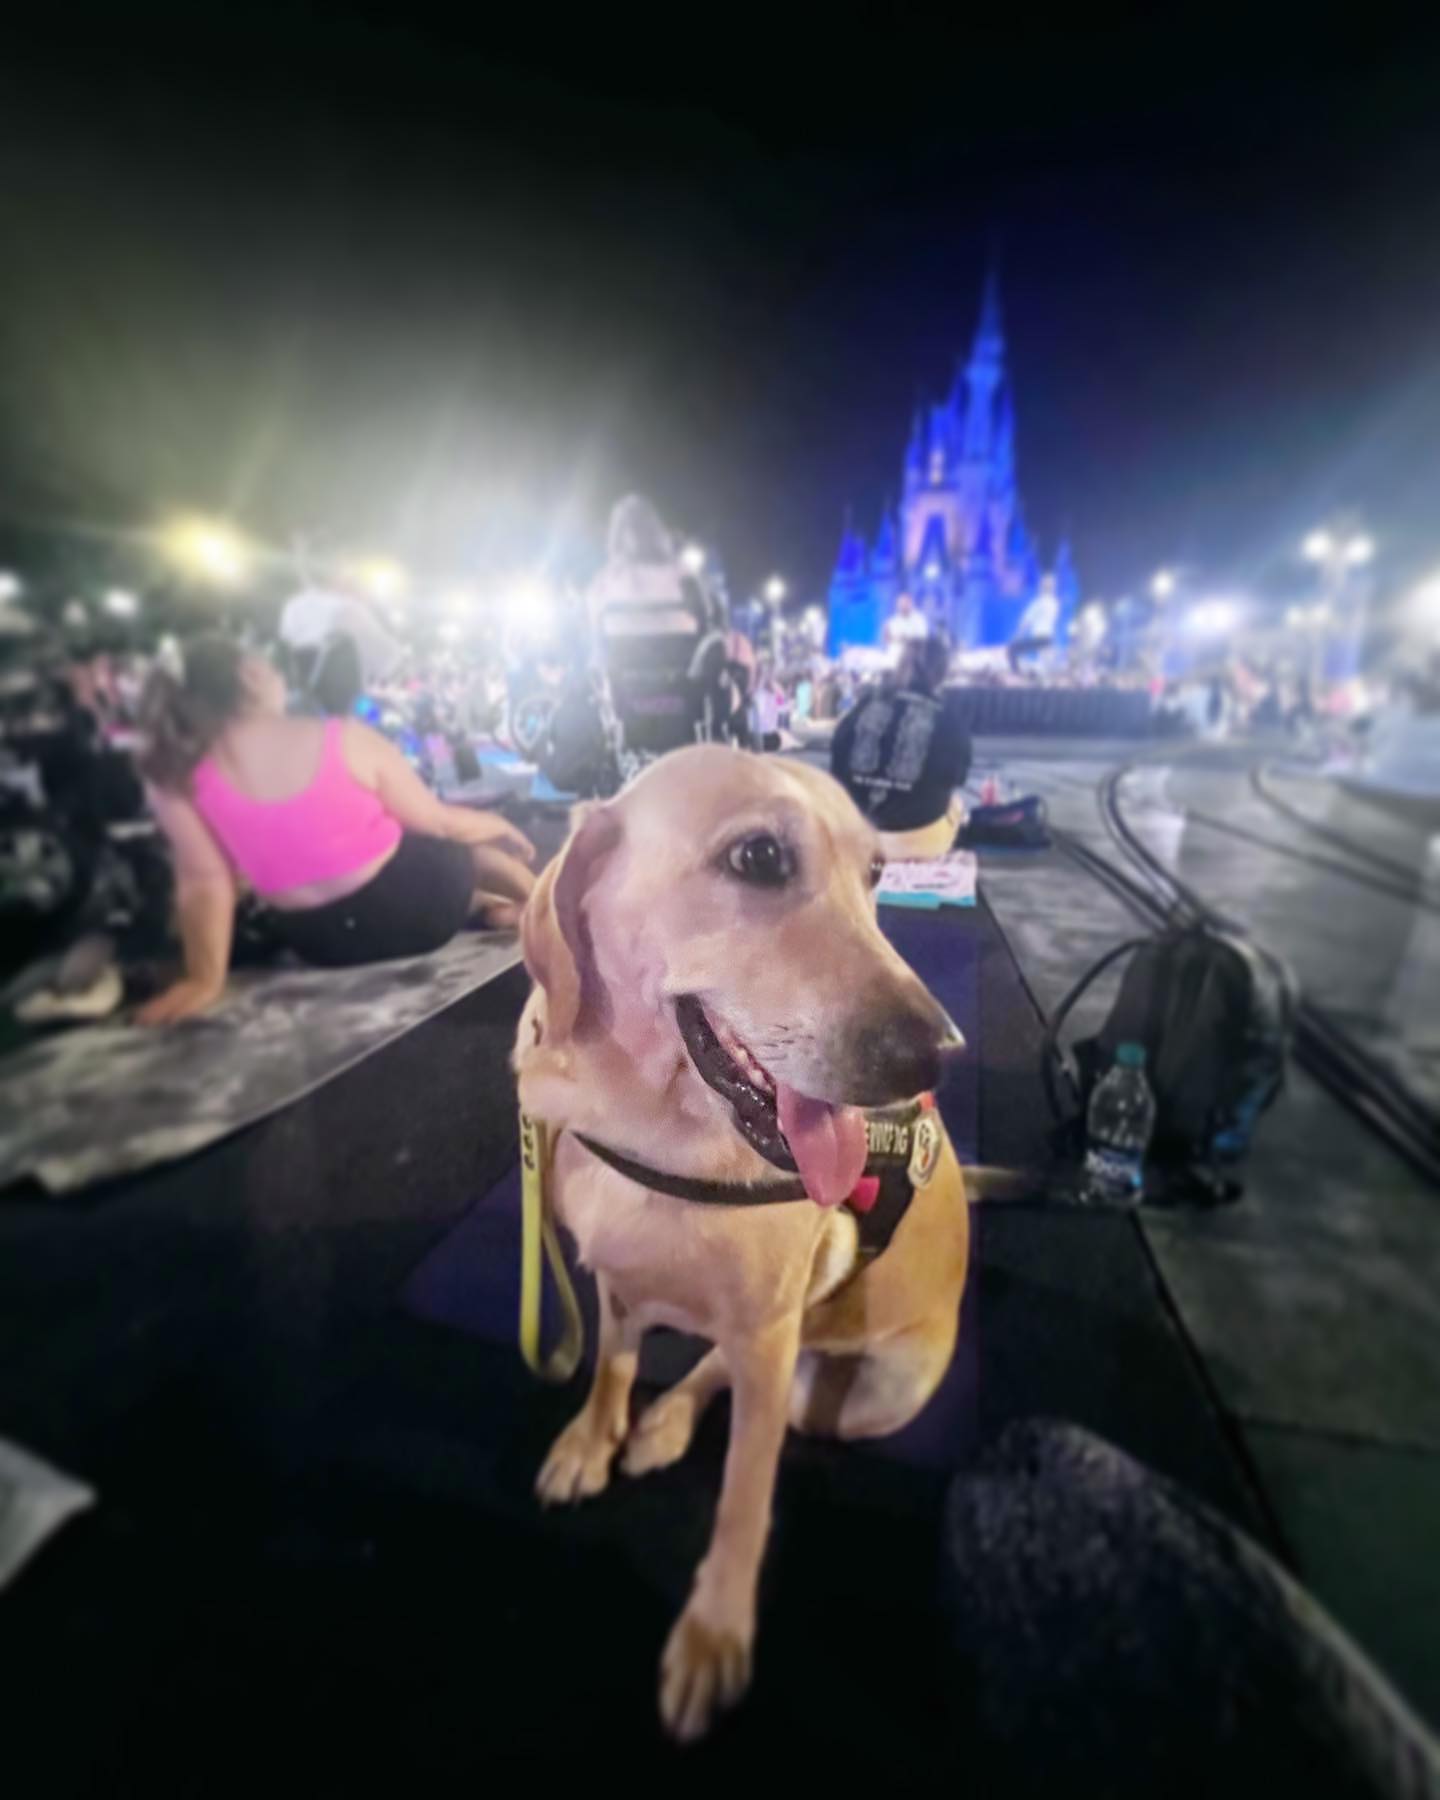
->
xmin=907 ymin=1111 xmax=942 ymax=1188
xmin=862 ymin=1098 xmax=942 ymax=1189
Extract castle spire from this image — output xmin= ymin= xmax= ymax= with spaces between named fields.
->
xmin=975 ymin=263 xmax=1004 ymax=354
xmin=962 ymin=271 xmax=1007 ymax=461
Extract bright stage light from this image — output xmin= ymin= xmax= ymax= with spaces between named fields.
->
xmin=923 ymin=562 xmax=941 ymax=581
xmin=1186 ymin=597 xmax=1242 ymax=637
xmin=679 ymin=543 xmax=705 ymax=576
xmin=162 ymin=517 xmax=248 ymax=585
xmin=438 ymin=621 xmax=462 ymax=644
xmin=62 ymin=600 xmax=89 ymax=628
xmin=1303 ymin=531 xmax=1333 ymax=562
xmin=442 ymin=585 xmax=478 ymax=618
xmin=1284 ymin=605 xmax=1307 ymax=630
xmin=1150 ymin=569 xmax=1175 ymax=600
xmin=763 ymin=575 xmax=787 ymax=606
xmin=1407 ymin=574 xmax=1440 ymax=630
xmin=503 ymin=575 xmax=555 ymax=637
xmin=104 ymin=589 xmax=139 ymax=618
xmin=0 ymin=571 xmax=21 ymax=603
xmin=1345 ymin=535 xmax=1374 ymax=566
xmin=803 ymin=605 xmax=826 ymax=638
xmin=351 ymin=557 xmax=408 ymax=601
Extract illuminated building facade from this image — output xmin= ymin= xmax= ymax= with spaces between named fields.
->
xmin=828 ymin=275 xmax=1078 ymax=652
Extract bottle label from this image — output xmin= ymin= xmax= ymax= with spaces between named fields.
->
xmin=1084 ymin=1144 xmax=1144 ymax=1194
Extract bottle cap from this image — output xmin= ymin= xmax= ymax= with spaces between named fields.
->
xmin=1116 ymin=1042 xmax=1146 ymax=1069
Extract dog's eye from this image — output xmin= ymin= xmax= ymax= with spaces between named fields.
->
xmin=727 ymin=832 xmax=792 ymax=887
xmin=868 ymin=853 xmax=885 ymax=889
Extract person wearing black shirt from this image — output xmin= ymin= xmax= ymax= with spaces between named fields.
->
xmin=830 ymin=634 xmax=970 ymax=857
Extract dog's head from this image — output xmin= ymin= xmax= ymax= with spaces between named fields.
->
xmin=519 ymin=745 xmax=961 ymax=1206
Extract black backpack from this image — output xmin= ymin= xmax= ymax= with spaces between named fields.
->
xmin=1044 ymin=925 xmax=1292 ymax=1201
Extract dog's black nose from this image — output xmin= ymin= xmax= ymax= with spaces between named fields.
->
xmin=854 ymin=997 xmax=963 ymax=1103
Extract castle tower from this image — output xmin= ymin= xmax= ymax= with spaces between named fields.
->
xmin=961 ymin=270 xmax=1006 ymax=466
xmin=828 ymin=271 xmax=1074 ymax=657
xmin=825 ymin=512 xmax=876 ymax=655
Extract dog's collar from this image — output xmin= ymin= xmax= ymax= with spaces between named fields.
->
xmin=574 ymin=1134 xmax=809 ymax=1205
xmin=572 ymin=1096 xmax=940 ymax=1216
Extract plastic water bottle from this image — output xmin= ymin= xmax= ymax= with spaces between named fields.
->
xmin=1083 ymin=1042 xmax=1156 ymax=1204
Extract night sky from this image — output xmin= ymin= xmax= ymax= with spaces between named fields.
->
xmin=3 ymin=5 xmax=1440 ymax=604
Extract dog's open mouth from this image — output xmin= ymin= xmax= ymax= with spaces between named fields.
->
xmin=674 ymin=995 xmax=868 ymax=1208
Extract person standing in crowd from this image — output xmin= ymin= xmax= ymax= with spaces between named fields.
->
xmin=883 ymin=591 xmax=929 ymax=663
xmin=1007 ymin=575 xmax=1061 ymax=673
xmin=135 ymin=635 xmax=535 ymax=1024
xmin=749 ymin=663 xmax=784 ymax=752
xmin=279 ymin=581 xmax=404 ymax=715
xmin=830 ymin=631 xmax=971 ymax=858
xmin=722 ymin=625 xmax=756 ymax=747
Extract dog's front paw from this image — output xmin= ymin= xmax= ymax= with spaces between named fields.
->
xmin=535 ymin=1414 xmax=621 ymax=1506
xmin=659 ymin=1603 xmax=753 ymax=1743
xmin=622 ymin=1389 xmax=700 ymax=1477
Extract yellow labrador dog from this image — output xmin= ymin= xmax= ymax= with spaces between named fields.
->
xmin=514 ymin=745 xmax=969 ymax=1740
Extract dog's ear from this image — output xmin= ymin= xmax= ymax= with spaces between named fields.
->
xmin=521 ymin=802 xmax=623 ymax=1043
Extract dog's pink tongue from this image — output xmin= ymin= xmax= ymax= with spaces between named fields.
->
xmin=776 ymin=1084 xmax=868 ymax=1208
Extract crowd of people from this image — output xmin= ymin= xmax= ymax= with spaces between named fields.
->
xmin=7 ymin=499 xmax=1423 ymax=1033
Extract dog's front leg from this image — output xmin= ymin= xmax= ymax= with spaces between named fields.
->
xmin=659 ymin=1314 xmax=800 ymax=1741
xmin=536 ymin=1273 xmax=639 ymax=1505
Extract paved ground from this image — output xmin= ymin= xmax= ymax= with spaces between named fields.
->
xmin=970 ymin=734 xmax=1440 ymax=1724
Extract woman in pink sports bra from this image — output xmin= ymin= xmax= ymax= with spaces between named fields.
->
xmin=135 ymin=634 xmax=535 ymax=1025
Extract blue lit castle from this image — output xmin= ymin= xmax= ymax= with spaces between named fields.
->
xmin=828 ymin=275 xmax=1079 ymax=653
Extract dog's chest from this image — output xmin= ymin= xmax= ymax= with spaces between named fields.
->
xmin=551 ymin=1139 xmax=811 ymax=1335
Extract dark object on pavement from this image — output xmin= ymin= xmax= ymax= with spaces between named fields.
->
xmin=958 ymin=794 xmax=1051 ymax=849
xmin=1045 ymin=924 xmax=1290 ymax=1201
xmin=941 ymin=1420 xmax=1440 ymax=1799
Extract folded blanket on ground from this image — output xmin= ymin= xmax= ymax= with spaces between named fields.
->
xmin=0 ymin=934 xmax=521 ymax=1195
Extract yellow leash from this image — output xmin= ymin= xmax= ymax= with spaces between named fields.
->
xmin=518 ymin=1110 xmax=585 ymax=1383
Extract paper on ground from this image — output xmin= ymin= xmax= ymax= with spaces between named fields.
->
xmin=877 ymin=850 xmax=978 ymax=909
xmin=0 ymin=1438 xmax=95 ymax=1590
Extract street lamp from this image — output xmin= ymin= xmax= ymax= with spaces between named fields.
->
xmin=1300 ymin=525 xmax=1376 ymax=685
xmin=763 ymin=575 xmax=787 ymax=606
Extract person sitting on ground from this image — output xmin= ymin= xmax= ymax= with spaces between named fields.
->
xmin=135 ymin=634 xmax=535 ymax=1025
xmin=829 ymin=631 xmax=971 ymax=859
